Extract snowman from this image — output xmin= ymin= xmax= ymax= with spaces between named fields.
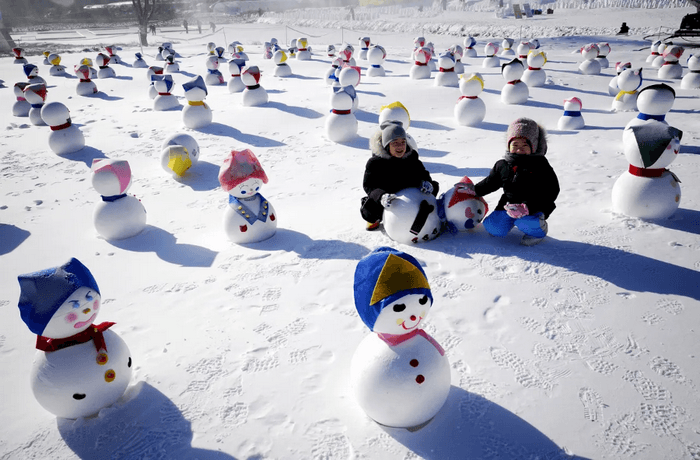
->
xmin=24 ymin=83 xmax=48 ymax=126
xmin=463 ymin=36 xmax=477 ymax=58
xmin=425 ymin=43 xmax=437 ymax=72
xmin=13 ymin=47 xmax=28 ymax=65
xmin=611 ymin=67 xmax=642 ymax=112
xmin=296 ymin=37 xmax=311 ymax=60
xmin=24 ymin=64 xmax=47 ymax=86
xmin=454 ymin=72 xmax=486 ymax=127
xmin=437 ymin=176 xmax=489 ymax=233
xmin=74 ymin=64 xmax=98 ymax=96
xmin=263 ymin=41 xmax=273 ymax=59
xmin=41 ymin=102 xmax=86 ymax=155
xmin=182 ymin=75 xmax=212 ymax=129
xmin=206 ymin=42 xmax=217 ymax=55
xmin=366 ymin=45 xmax=386 ymax=77
xmin=681 ymin=54 xmax=700 ymax=89
xmin=92 ymin=159 xmax=147 ymax=240
xmin=48 ymin=54 xmax=68 ymax=76
xmin=96 ymin=53 xmax=116 ymax=79
xmin=500 ymin=38 xmax=515 ymax=57
xmin=658 ymin=45 xmax=684 ymax=80
xmin=228 ymin=57 xmax=246 ymax=93
xmin=516 ymin=41 xmax=532 ymax=60
xmin=596 ymin=42 xmax=611 ymax=68
xmin=450 ymin=44 xmax=465 ymax=74
xmin=412 ymin=36 xmax=426 ymax=60
xmin=326 ymin=44 xmax=336 ymax=58
xmin=612 ymin=120 xmax=682 ymax=220
xmin=338 ymin=44 xmax=356 ymax=67
xmin=579 ymin=43 xmax=601 ymax=75
xmin=42 ymin=50 xmax=51 ymax=65
xmin=288 ymin=38 xmax=298 ymax=59
xmin=522 ymin=50 xmax=547 ymax=87
xmin=482 ymin=42 xmax=500 ymax=68
xmin=608 ymin=61 xmax=631 ymax=96
xmin=557 ymin=97 xmax=585 ymax=130
xmin=351 ymin=247 xmax=450 ymax=429
xmin=12 ymin=82 xmax=31 ymax=117
xmin=358 ymin=37 xmax=371 ymax=60
xmin=273 ymin=49 xmax=292 ymax=77
xmin=17 ymin=258 xmax=133 ymax=420
xmin=152 ymin=74 xmax=181 ymax=111
xmin=204 ymin=56 xmax=225 ymax=86
xmin=164 ymin=54 xmax=180 ymax=74
xmin=435 ymin=51 xmax=459 ymax=87
xmin=325 ymin=86 xmax=358 ymax=143
xmin=646 ymin=40 xmax=662 ymax=63
xmin=410 ymin=48 xmax=432 ymax=80
xmin=219 ymin=149 xmax=277 ymax=244
xmin=501 ymin=58 xmax=529 ymax=105
xmin=160 ymin=133 xmax=200 ymax=177
xmin=241 ymin=66 xmax=268 ymax=107
xmin=214 ymin=46 xmax=227 ymax=66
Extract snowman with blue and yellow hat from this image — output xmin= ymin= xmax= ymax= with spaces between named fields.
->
xmin=350 ymin=247 xmax=450 ymax=429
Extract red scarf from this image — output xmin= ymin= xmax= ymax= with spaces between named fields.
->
xmin=36 ymin=322 xmax=115 ymax=352
xmin=629 ymin=165 xmax=664 ymax=178
xmin=377 ymin=329 xmax=445 ymax=356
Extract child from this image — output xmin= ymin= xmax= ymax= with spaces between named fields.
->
xmin=470 ymin=117 xmax=559 ymax=245
xmin=360 ymin=120 xmax=440 ymax=230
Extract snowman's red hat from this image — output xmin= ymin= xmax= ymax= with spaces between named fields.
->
xmin=218 ymin=149 xmax=268 ymax=192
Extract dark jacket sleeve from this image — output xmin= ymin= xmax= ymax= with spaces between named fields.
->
xmin=474 ymin=160 xmax=506 ymax=198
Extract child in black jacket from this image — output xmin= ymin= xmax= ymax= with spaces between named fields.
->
xmin=471 ymin=117 xmax=559 ymax=245
xmin=360 ymin=121 xmax=439 ymax=230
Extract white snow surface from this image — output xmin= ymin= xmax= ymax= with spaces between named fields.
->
xmin=1 ymin=6 xmax=700 ymax=460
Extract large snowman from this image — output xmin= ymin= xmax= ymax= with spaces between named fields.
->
xmin=612 ymin=121 xmax=682 ymax=220
xmin=219 ymin=149 xmax=277 ymax=243
xmin=17 ymin=258 xmax=133 ymax=419
xmin=351 ymin=247 xmax=451 ymax=430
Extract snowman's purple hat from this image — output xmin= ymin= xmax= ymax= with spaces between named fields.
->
xmin=183 ymin=75 xmax=208 ymax=96
xmin=353 ymin=247 xmax=432 ymax=331
xmin=18 ymin=258 xmax=100 ymax=335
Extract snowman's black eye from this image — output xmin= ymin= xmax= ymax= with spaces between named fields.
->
xmin=128 ymin=357 xmax=132 ymax=368
xmin=73 ymin=393 xmax=86 ymax=400
xmin=419 ymin=296 xmax=429 ymax=305
xmin=393 ymin=304 xmax=406 ymax=312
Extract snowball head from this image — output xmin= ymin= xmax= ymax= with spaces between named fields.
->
xmin=459 ymin=73 xmax=484 ymax=97
xmin=616 ymin=68 xmax=642 ymax=92
xmin=161 ymin=133 xmax=200 ymax=166
xmin=637 ymin=84 xmax=675 ymax=116
xmin=31 ymin=330 xmax=132 ymax=419
xmin=41 ymin=102 xmax=70 ymax=127
xmin=502 ymin=59 xmax=525 ymax=80
xmin=379 ymin=102 xmax=410 ymax=129
xmin=91 ymin=158 xmax=132 ymax=196
xmin=367 ymin=46 xmax=386 ymax=65
xmin=383 ymin=188 xmax=441 ymax=245
xmin=338 ymin=66 xmax=361 ymax=87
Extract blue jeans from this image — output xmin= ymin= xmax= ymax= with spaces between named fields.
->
xmin=483 ymin=210 xmax=547 ymax=238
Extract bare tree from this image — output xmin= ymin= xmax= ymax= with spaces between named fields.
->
xmin=132 ymin=0 xmax=160 ymax=46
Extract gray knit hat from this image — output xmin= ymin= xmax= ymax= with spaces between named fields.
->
xmin=380 ymin=120 xmax=407 ymax=147
xmin=506 ymin=117 xmax=540 ymax=153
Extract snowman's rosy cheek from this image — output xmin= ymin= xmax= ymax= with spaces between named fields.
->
xmin=65 ymin=313 xmax=78 ymax=323
xmin=93 ymin=300 xmax=100 ymax=310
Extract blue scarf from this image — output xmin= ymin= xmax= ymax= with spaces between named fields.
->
xmin=228 ymin=194 xmax=270 ymax=225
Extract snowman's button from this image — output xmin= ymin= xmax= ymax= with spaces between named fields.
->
xmin=96 ymin=352 xmax=109 ymax=365
xmin=238 ymin=206 xmax=243 ymax=210
xmin=105 ymin=369 xmax=116 ymax=382
xmin=410 ymin=359 xmax=419 ymax=367
xmin=416 ymin=375 xmax=425 ymax=384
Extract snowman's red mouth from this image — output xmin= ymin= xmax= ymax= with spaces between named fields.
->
xmin=75 ymin=312 xmax=97 ymax=329
xmin=401 ymin=316 xmax=422 ymax=330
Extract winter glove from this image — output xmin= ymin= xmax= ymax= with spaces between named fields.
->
xmin=380 ymin=193 xmax=397 ymax=208
xmin=455 ymin=182 xmax=476 ymax=196
xmin=505 ymin=203 xmax=529 ymax=219
xmin=420 ymin=181 xmax=434 ymax=195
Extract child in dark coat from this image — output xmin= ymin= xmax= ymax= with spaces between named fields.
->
xmin=470 ymin=117 xmax=559 ymax=245
xmin=361 ymin=121 xmax=440 ymax=230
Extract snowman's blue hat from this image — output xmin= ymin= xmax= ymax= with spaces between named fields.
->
xmin=183 ymin=75 xmax=208 ymax=96
xmin=353 ymin=247 xmax=432 ymax=331
xmin=18 ymin=258 xmax=100 ymax=335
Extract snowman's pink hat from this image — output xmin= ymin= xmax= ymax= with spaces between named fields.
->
xmin=218 ymin=149 xmax=268 ymax=192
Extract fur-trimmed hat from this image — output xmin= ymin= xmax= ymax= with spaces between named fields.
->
xmin=507 ymin=117 xmax=540 ymax=152
xmin=353 ymin=247 xmax=432 ymax=331
xmin=18 ymin=258 xmax=100 ymax=336
xmin=380 ymin=120 xmax=407 ymax=148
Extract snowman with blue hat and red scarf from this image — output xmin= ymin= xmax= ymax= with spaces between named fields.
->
xmin=17 ymin=258 xmax=132 ymax=419
xmin=350 ymin=247 xmax=450 ymax=430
